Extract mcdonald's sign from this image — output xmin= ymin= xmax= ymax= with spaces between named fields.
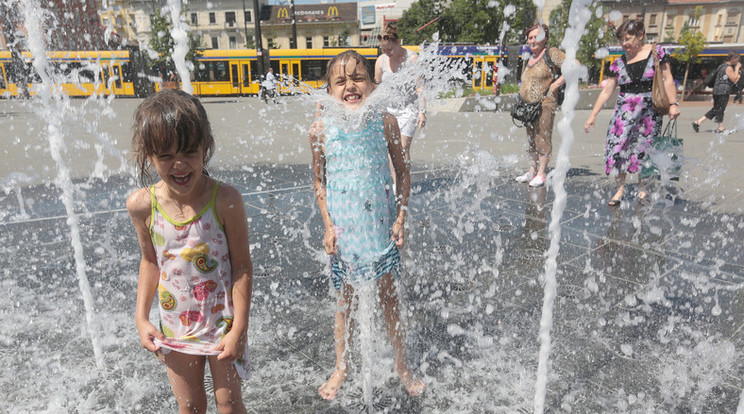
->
xmin=327 ymin=6 xmax=339 ymax=17
xmin=277 ymin=7 xmax=289 ymax=19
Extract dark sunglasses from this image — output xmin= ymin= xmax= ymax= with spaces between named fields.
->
xmin=377 ymin=35 xmax=397 ymax=41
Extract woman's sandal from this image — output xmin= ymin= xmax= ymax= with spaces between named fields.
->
xmin=715 ymin=128 xmax=726 ymax=134
xmin=608 ymin=198 xmax=622 ymax=207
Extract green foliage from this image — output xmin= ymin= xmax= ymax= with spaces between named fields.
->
xmin=548 ymin=1 xmax=614 ymax=72
xmin=677 ymin=26 xmax=705 ymax=63
xmin=397 ymin=0 xmax=442 ymax=45
xmin=148 ymin=8 xmax=203 ymax=74
xmin=396 ymin=0 xmax=535 ymax=45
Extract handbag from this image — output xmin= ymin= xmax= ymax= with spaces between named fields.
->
xmin=510 ymin=94 xmax=542 ymax=127
xmin=640 ymin=119 xmax=683 ymax=180
xmin=651 ymin=44 xmax=670 ymax=115
xmin=543 ymin=48 xmax=565 ymax=105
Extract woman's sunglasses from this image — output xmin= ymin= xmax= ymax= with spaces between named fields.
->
xmin=377 ymin=35 xmax=397 ymax=41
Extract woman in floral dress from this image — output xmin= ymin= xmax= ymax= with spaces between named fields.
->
xmin=584 ymin=19 xmax=680 ymax=206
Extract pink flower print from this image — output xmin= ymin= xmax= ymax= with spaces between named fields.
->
xmin=203 ymin=223 xmax=211 ymax=231
xmin=643 ymin=69 xmax=655 ymax=79
xmin=610 ymin=118 xmax=626 ymax=136
xmin=641 ymin=116 xmax=655 ymax=136
xmin=610 ymin=61 xmax=618 ymax=74
xmin=621 ymin=96 xmax=643 ymax=113
xmin=193 ymin=280 xmax=218 ymax=301
xmin=179 ymin=310 xmax=203 ymax=326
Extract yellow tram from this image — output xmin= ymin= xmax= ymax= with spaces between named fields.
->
xmin=0 ymin=50 xmax=135 ymax=97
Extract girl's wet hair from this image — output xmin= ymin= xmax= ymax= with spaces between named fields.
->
xmin=131 ymin=89 xmax=215 ymax=186
xmin=616 ymin=19 xmax=645 ymax=40
xmin=321 ymin=50 xmax=374 ymax=89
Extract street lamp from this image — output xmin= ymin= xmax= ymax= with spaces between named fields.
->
xmin=251 ymin=0 xmax=265 ymax=76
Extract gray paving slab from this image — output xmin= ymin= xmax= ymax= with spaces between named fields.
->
xmin=1 ymin=95 xmax=743 ymax=412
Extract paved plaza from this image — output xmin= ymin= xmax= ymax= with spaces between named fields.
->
xmin=1 ymin=96 xmax=743 ymax=412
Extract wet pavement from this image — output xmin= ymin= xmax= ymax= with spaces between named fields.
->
xmin=1 ymin=96 xmax=744 ymax=412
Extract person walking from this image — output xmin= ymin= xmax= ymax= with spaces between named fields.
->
xmin=692 ymin=51 xmax=741 ymax=133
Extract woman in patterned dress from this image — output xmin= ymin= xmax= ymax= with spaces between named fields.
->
xmin=584 ymin=19 xmax=680 ymax=206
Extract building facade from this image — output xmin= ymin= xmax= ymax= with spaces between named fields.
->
xmin=600 ymin=0 xmax=744 ymax=44
xmin=1 ymin=0 xmax=111 ymax=50
xmin=262 ymin=3 xmax=360 ymax=49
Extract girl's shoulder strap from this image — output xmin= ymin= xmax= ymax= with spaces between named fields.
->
xmin=208 ymin=180 xmax=221 ymax=208
xmin=149 ymin=185 xmax=157 ymax=231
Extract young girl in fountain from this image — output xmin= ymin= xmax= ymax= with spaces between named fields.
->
xmin=309 ymin=50 xmax=425 ymax=400
xmin=126 ymin=89 xmax=253 ymax=414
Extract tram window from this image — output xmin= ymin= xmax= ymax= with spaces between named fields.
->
xmin=249 ymin=61 xmax=258 ymax=82
xmin=113 ymin=65 xmax=123 ymax=88
xmin=102 ymin=65 xmax=111 ymax=87
xmin=78 ymin=67 xmax=97 ymax=83
xmin=301 ymin=59 xmax=325 ymax=81
xmin=242 ymin=64 xmax=250 ymax=87
xmin=485 ymin=62 xmax=494 ymax=87
xmin=0 ymin=66 xmax=6 ymax=89
xmin=473 ymin=61 xmax=483 ymax=87
xmin=196 ymin=61 xmax=230 ymax=82
xmin=121 ymin=61 xmax=133 ymax=83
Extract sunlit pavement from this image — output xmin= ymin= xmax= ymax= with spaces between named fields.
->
xmin=1 ymin=96 xmax=743 ymax=412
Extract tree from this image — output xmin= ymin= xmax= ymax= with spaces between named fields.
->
xmin=548 ymin=0 xmax=615 ymax=83
xmin=676 ymin=7 xmax=706 ymax=101
xmin=148 ymin=8 xmax=202 ymax=79
xmin=396 ymin=0 xmax=534 ymax=45
xmin=397 ymin=0 xmax=442 ymax=45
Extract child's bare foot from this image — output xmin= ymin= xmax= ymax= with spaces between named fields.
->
xmin=318 ymin=369 xmax=346 ymax=400
xmin=399 ymin=369 xmax=425 ymax=396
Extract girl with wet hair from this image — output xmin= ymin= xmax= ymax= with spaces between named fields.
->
xmin=128 ymin=89 xmax=254 ymax=414
xmin=310 ymin=50 xmax=425 ymax=400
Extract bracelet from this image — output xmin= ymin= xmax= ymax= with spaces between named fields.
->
xmin=670 ymin=102 xmax=679 ymax=106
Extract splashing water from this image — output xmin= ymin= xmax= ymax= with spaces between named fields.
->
xmin=533 ymin=1 xmax=593 ymax=412
xmin=167 ymin=0 xmax=193 ymax=93
xmin=18 ymin=0 xmax=105 ymax=369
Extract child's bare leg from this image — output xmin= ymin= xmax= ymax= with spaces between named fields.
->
xmin=319 ymin=283 xmax=355 ymax=400
xmin=208 ymin=355 xmax=247 ymax=414
xmin=164 ymin=351 xmax=209 ymax=414
xmin=377 ymin=273 xmax=425 ymax=396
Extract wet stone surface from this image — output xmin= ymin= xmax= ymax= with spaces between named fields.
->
xmin=1 ymin=162 xmax=743 ymax=413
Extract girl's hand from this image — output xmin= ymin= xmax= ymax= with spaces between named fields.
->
xmin=214 ymin=330 xmax=246 ymax=362
xmin=324 ymin=225 xmax=337 ymax=255
xmin=584 ymin=116 xmax=595 ymax=133
xmin=136 ymin=320 xmax=165 ymax=354
xmin=417 ymin=112 xmax=426 ymax=129
xmin=392 ymin=218 xmax=405 ymax=248
xmin=668 ymin=104 xmax=680 ymax=120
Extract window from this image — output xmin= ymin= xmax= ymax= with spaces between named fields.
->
xmin=226 ymin=11 xmax=236 ymax=26
xmin=649 ymin=14 xmax=657 ymax=26
xmin=323 ymin=36 xmax=329 ymax=47
xmin=306 ymin=37 xmax=313 ymax=48
xmin=301 ymin=60 xmax=326 ymax=81
xmin=229 ymin=36 xmax=237 ymax=49
xmin=211 ymin=36 xmax=219 ymax=49
xmin=244 ymin=10 xmax=251 ymax=23
xmin=209 ymin=12 xmax=216 ymax=24
xmin=194 ymin=61 xmax=230 ymax=82
xmin=191 ymin=13 xmax=197 ymax=25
